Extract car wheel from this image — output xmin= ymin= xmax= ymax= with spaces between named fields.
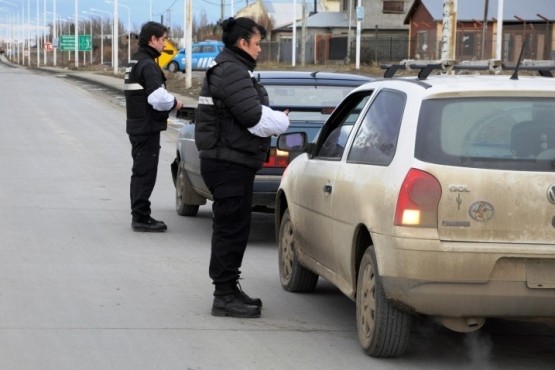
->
xmin=168 ymin=62 xmax=179 ymax=73
xmin=278 ymin=209 xmax=318 ymax=292
xmin=175 ymin=163 xmax=199 ymax=217
xmin=356 ymin=247 xmax=410 ymax=358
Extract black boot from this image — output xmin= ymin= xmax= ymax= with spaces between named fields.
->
xmin=211 ymin=294 xmax=261 ymax=318
xmin=132 ymin=216 xmax=167 ymax=232
xmin=212 ymin=281 xmax=262 ymax=318
xmin=236 ymin=281 xmax=262 ymax=307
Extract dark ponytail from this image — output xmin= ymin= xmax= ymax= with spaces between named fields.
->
xmin=221 ymin=17 xmax=266 ymax=47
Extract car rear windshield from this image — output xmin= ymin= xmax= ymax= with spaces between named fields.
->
xmin=264 ymin=85 xmax=357 ymax=123
xmin=415 ymin=97 xmax=555 ymax=171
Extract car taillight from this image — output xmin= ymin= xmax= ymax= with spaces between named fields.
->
xmin=394 ymin=168 xmax=441 ymax=228
xmin=264 ymin=148 xmax=289 ymax=168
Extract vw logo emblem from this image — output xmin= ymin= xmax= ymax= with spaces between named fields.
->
xmin=547 ymin=184 xmax=555 ymax=205
xmin=468 ymin=201 xmax=494 ymax=222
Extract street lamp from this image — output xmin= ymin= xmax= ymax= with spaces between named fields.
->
xmin=52 ymin=0 xmax=56 ymax=66
xmin=90 ymin=8 xmax=112 ymax=67
xmin=110 ymin=0 xmax=118 ymax=73
xmin=34 ymin=0 xmax=38 ymax=66
xmin=26 ymin=0 xmax=29 ymax=66
xmin=83 ymin=10 xmax=102 ymax=65
xmin=81 ymin=12 xmax=93 ymax=64
xmin=57 ymin=17 xmax=73 ymax=64
xmin=97 ymin=1 xmax=119 ymax=73
xmin=45 ymin=9 xmax=61 ymax=66
xmin=13 ymin=0 xmax=24 ymax=65
xmin=0 ymin=9 xmax=14 ymax=58
xmin=41 ymin=1 xmax=58 ymax=66
xmin=43 ymin=0 xmax=46 ymax=65
xmin=106 ymin=0 xmax=129 ymax=64
xmin=74 ymin=0 xmax=78 ymax=68
xmin=0 ymin=0 xmax=21 ymax=64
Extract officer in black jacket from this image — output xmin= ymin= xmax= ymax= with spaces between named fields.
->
xmin=124 ymin=22 xmax=183 ymax=232
xmin=196 ymin=17 xmax=289 ymax=318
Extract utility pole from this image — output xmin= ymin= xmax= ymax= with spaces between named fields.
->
xmin=355 ymin=0 xmax=362 ymax=69
xmin=440 ymin=0 xmax=457 ymax=61
xmin=300 ymin=0 xmax=306 ymax=66
xmin=74 ymin=0 xmax=78 ymax=67
xmin=495 ymin=0 xmax=503 ymax=60
xmin=346 ymin=0 xmax=352 ymax=64
xmin=220 ymin=0 xmax=224 ymax=23
xmin=292 ymin=0 xmax=296 ymax=67
xmin=113 ymin=0 xmax=118 ymax=74
xmin=185 ymin=0 xmax=192 ymax=88
xmin=481 ymin=0 xmax=489 ymax=59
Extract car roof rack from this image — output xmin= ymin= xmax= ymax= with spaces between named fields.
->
xmin=381 ymin=59 xmax=555 ymax=79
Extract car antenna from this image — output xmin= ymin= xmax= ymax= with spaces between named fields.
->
xmin=310 ymin=71 xmax=319 ymax=88
xmin=510 ymin=40 xmax=526 ymax=80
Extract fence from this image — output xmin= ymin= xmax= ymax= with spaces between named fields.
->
xmin=260 ymin=32 xmax=553 ymax=66
xmin=259 ymin=34 xmax=410 ymax=66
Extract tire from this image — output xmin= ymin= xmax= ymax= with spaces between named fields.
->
xmin=356 ymin=247 xmax=410 ymax=358
xmin=278 ymin=209 xmax=318 ymax=292
xmin=175 ymin=164 xmax=200 ymax=217
xmin=168 ymin=62 xmax=179 ymax=73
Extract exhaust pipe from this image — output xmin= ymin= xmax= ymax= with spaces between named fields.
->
xmin=439 ymin=317 xmax=486 ymax=332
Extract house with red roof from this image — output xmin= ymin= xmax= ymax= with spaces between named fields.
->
xmin=405 ymin=0 xmax=554 ymax=62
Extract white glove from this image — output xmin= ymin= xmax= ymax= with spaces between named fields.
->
xmin=248 ymin=105 xmax=290 ymax=137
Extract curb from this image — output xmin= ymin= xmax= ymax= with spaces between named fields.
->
xmin=37 ymin=66 xmax=198 ymax=107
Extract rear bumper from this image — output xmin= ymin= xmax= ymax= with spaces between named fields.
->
xmin=373 ymin=234 xmax=555 ymax=317
xmin=382 ymin=277 xmax=555 ymax=317
xmin=173 ymin=158 xmax=282 ymax=209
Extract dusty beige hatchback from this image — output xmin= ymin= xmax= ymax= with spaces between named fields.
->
xmin=275 ymin=63 xmax=555 ymax=358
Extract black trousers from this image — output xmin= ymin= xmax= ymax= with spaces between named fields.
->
xmin=200 ymin=158 xmax=256 ymax=286
xmin=129 ymin=133 xmax=161 ymax=220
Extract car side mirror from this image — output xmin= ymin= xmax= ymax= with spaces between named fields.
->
xmin=277 ymin=132 xmax=308 ymax=152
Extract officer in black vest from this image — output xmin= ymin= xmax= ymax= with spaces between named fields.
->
xmin=124 ymin=21 xmax=183 ymax=232
xmin=196 ymin=17 xmax=289 ymax=318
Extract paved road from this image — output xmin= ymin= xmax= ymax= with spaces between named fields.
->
xmin=0 ymin=59 xmax=553 ymax=369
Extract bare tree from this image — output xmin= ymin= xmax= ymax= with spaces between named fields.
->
xmin=194 ymin=9 xmax=220 ymax=41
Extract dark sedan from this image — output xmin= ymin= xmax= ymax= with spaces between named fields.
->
xmin=171 ymin=70 xmax=372 ymax=216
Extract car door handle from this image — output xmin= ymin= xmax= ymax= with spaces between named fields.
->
xmin=323 ymin=184 xmax=332 ymax=194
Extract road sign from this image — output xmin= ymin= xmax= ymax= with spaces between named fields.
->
xmin=44 ymin=42 xmax=53 ymax=51
xmin=60 ymin=35 xmax=92 ymax=51
xmin=60 ymin=35 xmax=74 ymax=51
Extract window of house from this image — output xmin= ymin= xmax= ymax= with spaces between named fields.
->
xmin=460 ymin=32 xmax=476 ymax=56
xmin=383 ymin=1 xmax=405 ymax=14
xmin=417 ymin=31 xmax=429 ymax=52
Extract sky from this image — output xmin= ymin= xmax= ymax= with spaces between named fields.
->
xmin=2 ymin=0 xmax=250 ymax=32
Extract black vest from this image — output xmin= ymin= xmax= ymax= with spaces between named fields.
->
xmin=195 ymin=62 xmax=271 ymax=170
xmin=124 ymin=48 xmax=169 ymax=136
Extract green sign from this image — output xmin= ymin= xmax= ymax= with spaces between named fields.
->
xmin=60 ymin=35 xmax=92 ymax=51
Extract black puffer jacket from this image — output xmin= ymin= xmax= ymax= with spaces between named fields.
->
xmin=124 ymin=45 xmax=170 ymax=136
xmin=195 ymin=47 xmax=271 ymax=170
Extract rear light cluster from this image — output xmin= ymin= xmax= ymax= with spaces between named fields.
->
xmin=394 ymin=168 xmax=441 ymax=228
xmin=264 ymin=147 xmax=289 ymax=168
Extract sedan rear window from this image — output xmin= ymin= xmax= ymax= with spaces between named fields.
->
xmin=415 ymin=97 xmax=555 ymax=171
xmin=264 ymin=85 xmax=357 ymax=122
